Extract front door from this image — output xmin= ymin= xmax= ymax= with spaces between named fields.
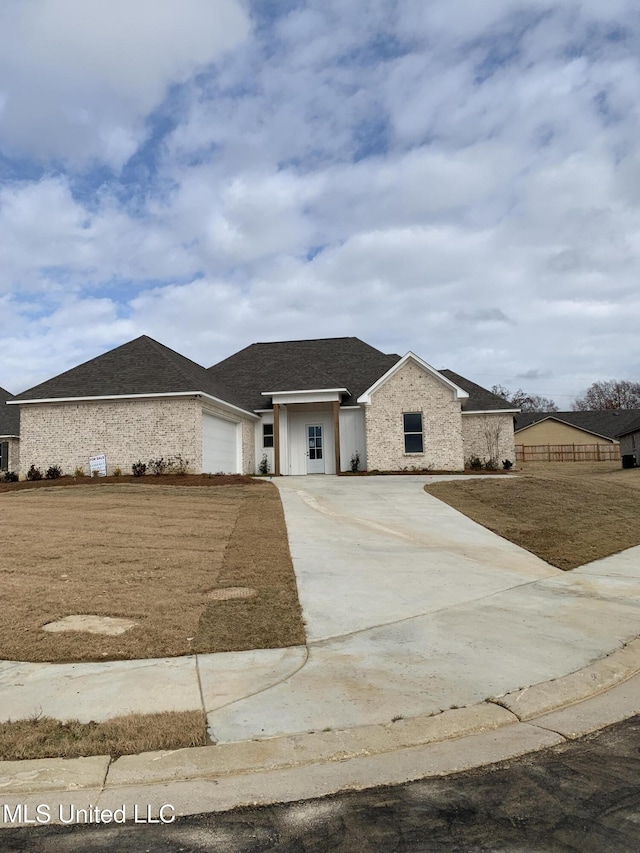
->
xmin=306 ymin=424 xmax=325 ymax=474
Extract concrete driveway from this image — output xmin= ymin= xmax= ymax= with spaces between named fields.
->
xmin=2 ymin=475 xmax=639 ymax=747
xmin=205 ymin=475 xmax=640 ymax=742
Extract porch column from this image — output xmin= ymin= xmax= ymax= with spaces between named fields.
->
xmin=333 ymin=400 xmax=341 ymax=474
xmin=273 ymin=403 xmax=281 ymax=476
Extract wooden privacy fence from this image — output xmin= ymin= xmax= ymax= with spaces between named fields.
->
xmin=516 ymin=443 xmax=620 ymax=462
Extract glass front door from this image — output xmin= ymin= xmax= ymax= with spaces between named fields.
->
xmin=306 ymin=424 xmax=325 ymax=474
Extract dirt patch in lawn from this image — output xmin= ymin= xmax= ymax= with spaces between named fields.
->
xmin=0 ymin=482 xmax=305 ymax=662
xmin=0 ymin=710 xmax=207 ymax=761
xmin=425 ymin=463 xmax=640 ymax=570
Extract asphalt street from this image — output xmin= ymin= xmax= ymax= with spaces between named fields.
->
xmin=2 ymin=715 xmax=638 ymax=853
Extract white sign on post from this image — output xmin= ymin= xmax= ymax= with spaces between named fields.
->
xmin=89 ymin=454 xmax=107 ymax=477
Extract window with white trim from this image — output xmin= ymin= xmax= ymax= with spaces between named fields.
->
xmin=403 ymin=413 xmax=423 ymax=453
xmin=263 ymin=423 xmax=274 ymax=448
xmin=0 ymin=441 xmax=7 ymax=472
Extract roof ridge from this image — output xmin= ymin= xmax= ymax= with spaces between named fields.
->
xmin=142 ymin=336 xmax=208 ymax=387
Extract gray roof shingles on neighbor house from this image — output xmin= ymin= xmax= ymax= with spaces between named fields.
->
xmin=13 ymin=335 xmax=248 ymax=413
xmin=515 ymin=410 xmax=640 ymax=441
xmin=0 ymin=386 xmax=19 ymax=436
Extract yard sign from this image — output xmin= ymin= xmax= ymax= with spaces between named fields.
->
xmin=89 ymin=454 xmax=107 ymax=477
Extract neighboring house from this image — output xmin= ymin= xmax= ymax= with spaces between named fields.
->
xmin=0 ymin=386 xmax=19 ymax=473
xmin=615 ymin=416 xmax=640 ymax=467
xmin=514 ymin=411 xmax=640 ymax=455
xmin=9 ymin=335 xmax=517 ymax=477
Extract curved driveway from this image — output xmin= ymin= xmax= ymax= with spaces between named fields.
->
xmin=206 ymin=475 xmax=640 ymax=742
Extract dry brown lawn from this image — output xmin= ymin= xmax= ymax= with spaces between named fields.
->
xmin=425 ymin=462 xmax=640 ymax=570
xmin=0 ymin=479 xmax=305 ymax=662
xmin=0 ymin=710 xmax=207 ymax=761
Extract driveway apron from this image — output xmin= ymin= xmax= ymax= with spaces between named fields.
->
xmin=205 ymin=476 xmax=640 ymax=742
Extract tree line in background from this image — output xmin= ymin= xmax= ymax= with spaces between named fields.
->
xmin=491 ymin=380 xmax=640 ymax=412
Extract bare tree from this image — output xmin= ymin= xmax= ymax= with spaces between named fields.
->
xmin=491 ymin=385 xmax=558 ymax=412
xmin=572 ymin=380 xmax=640 ymax=411
xmin=482 ymin=414 xmax=504 ymax=468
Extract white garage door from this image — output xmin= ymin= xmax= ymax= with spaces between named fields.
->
xmin=202 ymin=412 xmax=240 ymax=473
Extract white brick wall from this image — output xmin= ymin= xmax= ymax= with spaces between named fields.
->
xmin=461 ymin=413 xmax=516 ymax=467
xmin=7 ymin=437 xmax=19 ymax=473
xmin=18 ymin=397 xmax=201 ymax=477
xmin=18 ymin=397 xmax=257 ymax=478
xmin=365 ymin=360 xmax=465 ymax=471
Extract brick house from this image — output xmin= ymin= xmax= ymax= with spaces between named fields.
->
xmin=8 ymin=336 xmax=517 ymax=477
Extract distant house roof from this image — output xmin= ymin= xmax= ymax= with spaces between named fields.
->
xmin=615 ymin=414 xmax=640 ymax=439
xmin=439 ymin=370 xmax=520 ymax=413
xmin=207 ymin=337 xmax=401 ymax=409
xmin=514 ymin=410 xmax=640 ymax=441
xmin=13 ymin=336 xmax=252 ymax=416
xmin=0 ymin=386 xmax=19 ymax=436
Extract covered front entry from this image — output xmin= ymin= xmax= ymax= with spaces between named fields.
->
xmin=285 ymin=407 xmax=336 ymax=475
xmin=264 ymin=388 xmax=356 ymax=476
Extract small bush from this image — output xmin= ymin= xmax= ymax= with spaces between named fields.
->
xmin=148 ymin=457 xmax=167 ymax=476
xmin=45 ymin=465 xmax=62 ymax=480
xmin=467 ymin=456 xmax=483 ymax=470
xmin=166 ymin=455 xmax=189 ymax=475
xmin=350 ymin=451 xmax=361 ymax=473
xmin=92 ymin=469 xmax=101 ymax=478
xmin=26 ymin=464 xmax=43 ymax=481
xmin=132 ymin=460 xmax=147 ymax=477
xmin=502 ymin=459 xmax=513 ymax=470
xmin=73 ymin=466 xmax=85 ymax=478
xmin=113 ymin=467 xmax=122 ymax=477
xmin=3 ymin=471 xmax=18 ymax=482
xmin=484 ymin=458 xmax=498 ymax=471
xmin=258 ymin=453 xmax=270 ymax=476
xmin=174 ymin=456 xmax=189 ymax=475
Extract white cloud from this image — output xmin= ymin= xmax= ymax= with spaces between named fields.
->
xmin=2 ymin=0 xmax=640 ymax=407
xmin=0 ymin=0 xmax=249 ymax=167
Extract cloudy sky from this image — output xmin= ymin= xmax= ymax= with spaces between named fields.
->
xmin=0 ymin=0 xmax=639 ymax=407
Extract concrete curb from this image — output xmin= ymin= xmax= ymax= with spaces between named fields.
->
xmin=1 ymin=637 xmax=639 ymax=825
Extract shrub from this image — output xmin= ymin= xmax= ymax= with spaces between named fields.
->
xmin=350 ymin=451 xmax=361 ymax=473
xmin=173 ymin=456 xmax=189 ymax=475
xmin=74 ymin=466 xmax=85 ymax=477
xmin=484 ymin=458 xmax=498 ymax=471
xmin=132 ymin=460 xmax=147 ymax=477
xmin=26 ymin=464 xmax=42 ymax=481
xmin=112 ymin=467 xmax=122 ymax=477
xmin=3 ymin=471 xmax=18 ymax=482
xmin=258 ymin=453 xmax=270 ymax=476
xmin=502 ymin=459 xmax=514 ymax=470
xmin=45 ymin=465 xmax=62 ymax=480
xmin=148 ymin=457 xmax=167 ymax=476
xmin=467 ymin=455 xmax=484 ymax=470
xmin=166 ymin=455 xmax=189 ymax=475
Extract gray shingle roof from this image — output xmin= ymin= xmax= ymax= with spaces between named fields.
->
xmin=14 ymin=336 xmax=249 ymax=413
xmin=0 ymin=386 xmax=19 ymax=436
xmin=514 ymin=410 xmax=640 ymax=440
xmin=439 ymin=370 xmax=519 ymax=412
xmin=616 ymin=415 xmax=640 ymax=438
xmin=207 ymin=337 xmax=401 ymax=409
xmin=207 ymin=337 xmax=510 ymax=413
